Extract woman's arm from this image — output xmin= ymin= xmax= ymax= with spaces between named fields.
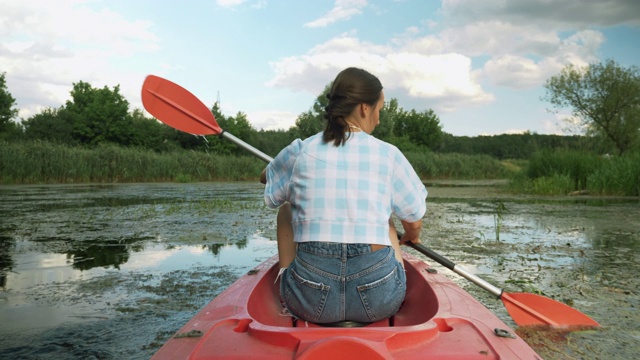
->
xmin=260 ymin=168 xmax=267 ymax=184
xmin=399 ymin=218 xmax=422 ymax=245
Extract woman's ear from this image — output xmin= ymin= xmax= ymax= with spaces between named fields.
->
xmin=359 ymin=103 xmax=368 ymax=118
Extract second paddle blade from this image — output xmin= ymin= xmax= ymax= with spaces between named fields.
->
xmin=502 ymin=292 xmax=600 ymax=327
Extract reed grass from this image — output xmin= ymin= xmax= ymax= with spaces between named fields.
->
xmin=508 ymin=149 xmax=640 ymax=196
xmin=4 ymin=141 xmax=637 ymax=196
xmin=0 ymin=141 xmax=264 ymax=184
xmin=588 ymin=153 xmax=640 ymax=196
xmin=405 ymin=151 xmax=509 ymax=179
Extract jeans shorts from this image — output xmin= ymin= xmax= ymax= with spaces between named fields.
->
xmin=279 ymin=241 xmax=406 ymax=324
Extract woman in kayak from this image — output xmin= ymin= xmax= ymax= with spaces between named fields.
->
xmin=260 ymin=67 xmax=427 ymax=324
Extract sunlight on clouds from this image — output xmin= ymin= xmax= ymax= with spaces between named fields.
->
xmin=436 ymin=20 xmax=603 ymax=89
xmin=386 ymin=53 xmax=484 ymax=98
xmin=269 ymin=36 xmax=493 ymax=113
xmin=482 ymin=55 xmax=556 ymax=89
xmin=304 ymin=0 xmax=368 ymax=28
xmin=1 ymin=0 xmax=159 ymax=119
xmin=557 ymin=30 xmax=604 ymax=66
xmin=268 ymin=36 xmax=389 ymax=94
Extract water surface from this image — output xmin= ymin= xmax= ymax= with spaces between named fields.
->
xmin=0 ymin=183 xmax=638 ymax=359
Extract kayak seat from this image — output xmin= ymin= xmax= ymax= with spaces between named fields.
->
xmin=298 ymin=318 xmax=391 ymax=328
xmin=317 ymin=321 xmax=373 ymax=328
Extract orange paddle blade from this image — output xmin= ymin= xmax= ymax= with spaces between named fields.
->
xmin=141 ymin=75 xmax=221 ymax=135
xmin=502 ymin=292 xmax=600 ymax=327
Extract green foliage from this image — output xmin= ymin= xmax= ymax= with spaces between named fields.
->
xmin=405 ymin=151 xmax=507 ymax=179
xmin=373 ymin=98 xmax=399 ymax=141
xmin=252 ymin=128 xmax=297 ymax=158
xmin=588 ymin=153 xmax=640 ymax=196
xmin=509 ymin=149 xmax=640 ymax=196
xmin=0 ymin=72 xmax=19 ymax=138
xmin=526 ymin=149 xmax=599 ymax=190
xmin=440 ymin=132 xmax=592 ymax=159
xmin=293 ymin=84 xmax=329 ymax=139
xmin=544 ymin=59 xmax=640 ymax=155
xmin=211 ymin=110 xmax=256 ymax=155
xmin=0 ymin=141 xmax=264 ymax=184
xmin=493 ymin=200 xmax=507 ymax=241
xmin=23 ymin=108 xmax=78 ymax=144
xmin=393 ymin=108 xmax=443 ymax=150
xmin=66 ymin=81 xmax=132 ymax=145
xmin=127 ymin=108 xmax=179 ymax=152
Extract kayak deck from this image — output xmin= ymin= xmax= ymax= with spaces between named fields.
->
xmin=152 ymin=252 xmax=541 ymax=359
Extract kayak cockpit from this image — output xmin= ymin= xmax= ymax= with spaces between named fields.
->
xmin=246 ymin=255 xmax=440 ymax=328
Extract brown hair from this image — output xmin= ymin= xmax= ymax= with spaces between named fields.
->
xmin=323 ymin=67 xmax=383 ymax=146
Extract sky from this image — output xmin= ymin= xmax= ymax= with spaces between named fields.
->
xmin=1 ymin=0 xmax=639 ymax=136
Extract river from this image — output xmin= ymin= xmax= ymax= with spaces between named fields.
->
xmin=0 ymin=182 xmax=638 ymax=359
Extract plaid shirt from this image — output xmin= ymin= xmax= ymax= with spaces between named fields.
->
xmin=264 ymin=132 xmax=427 ymax=245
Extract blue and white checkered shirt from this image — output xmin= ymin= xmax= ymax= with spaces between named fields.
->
xmin=264 ymin=132 xmax=427 ymax=246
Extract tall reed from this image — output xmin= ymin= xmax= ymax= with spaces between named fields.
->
xmin=588 ymin=153 xmax=640 ymax=196
xmin=405 ymin=151 xmax=508 ymax=179
xmin=510 ymin=149 xmax=639 ymax=196
xmin=0 ymin=141 xmax=264 ymax=184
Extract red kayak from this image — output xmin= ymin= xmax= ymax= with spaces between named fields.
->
xmin=151 ymin=251 xmax=541 ymax=359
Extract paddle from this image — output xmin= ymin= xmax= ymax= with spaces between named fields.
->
xmin=140 ymin=74 xmax=600 ymax=329
xmin=141 ymin=75 xmax=273 ymax=163
xmin=406 ymin=241 xmax=600 ymax=328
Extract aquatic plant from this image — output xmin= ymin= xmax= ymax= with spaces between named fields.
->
xmin=493 ymin=199 xmax=507 ymax=241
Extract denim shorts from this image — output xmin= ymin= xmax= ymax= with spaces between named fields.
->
xmin=279 ymin=241 xmax=406 ymax=324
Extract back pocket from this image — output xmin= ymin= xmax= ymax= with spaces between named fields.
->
xmin=357 ymin=265 xmax=405 ymax=322
xmin=283 ymin=268 xmax=330 ymax=322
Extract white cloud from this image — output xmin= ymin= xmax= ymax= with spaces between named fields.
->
xmin=442 ymin=0 xmax=640 ymax=29
xmin=0 ymin=0 xmax=160 ymax=119
xmin=248 ymin=110 xmax=299 ymax=131
xmin=304 ymin=0 xmax=368 ymax=28
xmin=268 ymin=35 xmax=494 ymax=113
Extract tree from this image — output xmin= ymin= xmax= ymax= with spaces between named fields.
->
xmin=372 ymin=98 xmax=399 ymax=141
xmin=65 ymin=81 xmax=132 ymax=145
xmin=128 ymin=108 xmax=179 ymax=151
xmin=293 ymin=85 xmax=330 ymax=139
xmin=207 ymin=107 xmax=257 ymax=155
xmin=544 ymin=59 xmax=640 ymax=155
xmin=0 ymin=72 xmax=20 ymax=139
xmin=23 ymin=108 xmax=77 ymax=144
xmin=392 ymin=108 xmax=443 ymax=151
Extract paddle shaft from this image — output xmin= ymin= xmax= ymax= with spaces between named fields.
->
xmin=221 ymin=131 xmax=273 ymax=163
xmin=407 ymin=242 xmax=503 ymax=298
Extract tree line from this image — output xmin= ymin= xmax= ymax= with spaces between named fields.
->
xmin=1 ymin=58 xmax=638 ymax=159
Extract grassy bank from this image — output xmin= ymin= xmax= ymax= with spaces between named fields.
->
xmin=7 ymin=142 xmax=636 ymax=196
xmin=1 ymin=141 xmax=510 ymax=184
xmin=406 ymin=151 xmax=509 ymax=179
xmin=508 ymin=149 xmax=640 ymax=196
xmin=0 ymin=141 xmax=265 ymax=184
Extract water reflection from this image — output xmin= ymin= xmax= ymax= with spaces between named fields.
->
xmin=0 ymin=183 xmax=273 ymax=291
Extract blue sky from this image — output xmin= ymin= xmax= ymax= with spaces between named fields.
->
xmin=2 ymin=0 xmax=639 ymax=136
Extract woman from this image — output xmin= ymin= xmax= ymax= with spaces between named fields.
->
xmin=261 ymin=67 xmax=427 ymax=324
